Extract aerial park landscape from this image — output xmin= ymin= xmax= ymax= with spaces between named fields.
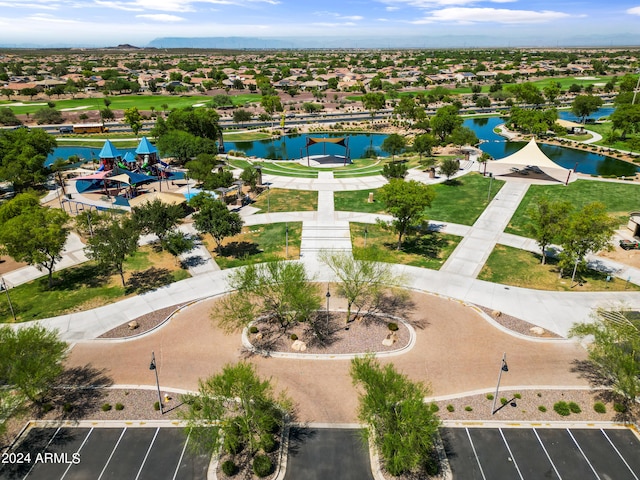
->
xmin=1 ymin=0 xmax=640 ymax=478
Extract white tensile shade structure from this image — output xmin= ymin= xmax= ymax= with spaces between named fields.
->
xmin=485 ymin=138 xmax=578 ymax=184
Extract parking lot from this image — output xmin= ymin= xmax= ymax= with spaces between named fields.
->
xmin=0 ymin=426 xmax=210 ymax=480
xmin=442 ymin=426 xmax=640 ymax=480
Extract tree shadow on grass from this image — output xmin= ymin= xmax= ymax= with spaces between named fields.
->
xmin=399 ymin=232 xmax=451 ymax=259
xmin=50 ymin=263 xmax=111 ymax=291
xmin=44 ymin=364 xmax=113 ymax=421
xmin=126 ymin=267 xmax=173 ymax=294
xmin=218 ymin=241 xmax=262 ymax=258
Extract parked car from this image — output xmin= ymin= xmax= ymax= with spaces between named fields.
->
xmin=59 ymin=125 xmax=73 ymax=133
xmin=619 ymin=239 xmax=640 ymax=250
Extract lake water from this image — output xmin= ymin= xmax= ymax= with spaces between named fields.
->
xmin=49 ymin=113 xmax=637 ymax=176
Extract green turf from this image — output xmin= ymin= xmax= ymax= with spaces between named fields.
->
xmin=506 ymin=179 xmax=640 ymax=236
xmin=335 ymin=173 xmax=504 ymax=225
xmin=251 ymin=188 xmax=318 ymax=213
xmin=350 ymin=223 xmax=461 ymax=269
xmin=213 ymin=222 xmax=302 ymax=269
xmin=478 ymin=244 xmax=640 ymax=291
xmin=223 ymin=132 xmax=273 ymax=141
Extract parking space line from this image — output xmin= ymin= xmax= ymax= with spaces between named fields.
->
xmin=567 ymin=429 xmax=601 ymax=479
xmin=172 ymin=431 xmax=190 ymax=480
xmin=499 ymin=428 xmax=524 ymax=480
xmin=465 ymin=428 xmax=487 ymax=480
xmin=22 ymin=427 xmax=61 ymax=480
xmin=134 ymin=427 xmax=159 ymax=480
xmin=59 ymin=428 xmax=93 ymax=480
xmin=533 ymin=429 xmax=563 ymax=480
xmin=600 ymin=429 xmax=640 ymax=480
xmin=97 ymin=428 xmax=126 ymax=480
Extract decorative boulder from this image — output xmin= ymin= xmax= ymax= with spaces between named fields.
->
xmin=382 ymin=332 xmax=398 ymax=347
xmin=530 ymin=326 xmax=545 ymax=335
xmin=128 ymin=321 xmax=139 ymax=330
xmin=291 ymin=340 xmax=307 ymax=352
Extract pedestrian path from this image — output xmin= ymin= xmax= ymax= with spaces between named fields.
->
xmin=440 ymin=182 xmax=530 ymax=278
xmin=300 ymin=190 xmax=352 ymax=256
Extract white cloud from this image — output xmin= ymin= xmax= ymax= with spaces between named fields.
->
xmin=0 ymin=0 xmax=60 ymax=8
xmin=91 ymin=0 xmax=278 ymax=13
xmin=25 ymin=13 xmax=80 ymax=23
xmin=627 ymin=6 xmax=640 ymax=15
xmin=312 ymin=22 xmax=358 ymax=27
xmin=313 ymin=11 xmax=363 ymax=21
xmin=380 ymin=0 xmax=516 ymax=6
xmin=136 ymin=13 xmax=185 ymax=21
xmin=412 ymin=7 xmax=571 ymax=24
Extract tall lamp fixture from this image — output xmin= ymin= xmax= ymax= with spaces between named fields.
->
xmin=491 ymin=353 xmax=509 ymax=415
xmin=149 ymin=351 xmax=164 ymax=415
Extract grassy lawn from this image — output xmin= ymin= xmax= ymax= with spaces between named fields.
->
xmin=208 ymin=222 xmax=302 ymax=269
xmin=56 ymin=139 xmax=140 ymax=148
xmin=223 ymin=132 xmax=273 ymax=141
xmin=251 ymin=188 xmax=318 ymax=212
xmin=252 ymin=162 xmax=317 ymax=178
xmin=351 ymin=223 xmax=461 ymax=269
xmin=507 ymin=179 xmax=640 ymax=236
xmin=335 ymin=173 xmax=504 ymax=225
xmin=2 ymin=95 xmax=214 ymax=115
xmin=478 ymin=245 xmax=640 ymax=291
xmin=0 ymin=246 xmax=190 ymax=323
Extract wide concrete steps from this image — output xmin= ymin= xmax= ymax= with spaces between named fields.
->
xmin=300 ymin=222 xmax=352 ymax=255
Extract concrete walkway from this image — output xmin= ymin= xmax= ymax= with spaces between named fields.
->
xmin=440 ymin=181 xmax=530 ymax=278
xmin=300 ymin=189 xmax=352 ymax=257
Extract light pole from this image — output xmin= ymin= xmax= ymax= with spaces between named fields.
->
xmin=285 ymin=223 xmax=289 ymax=259
xmin=364 ymin=227 xmax=368 ymax=248
xmin=267 ymin=185 xmax=270 ymax=213
xmin=633 ymin=70 xmax=640 ymax=105
xmin=325 ymin=284 xmax=331 ymax=330
xmin=0 ymin=277 xmax=16 ymax=322
xmin=491 ymin=353 xmax=509 ymax=415
xmin=486 ymin=172 xmax=494 ymax=203
xmin=149 ymin=352 xmax=164 ymax=415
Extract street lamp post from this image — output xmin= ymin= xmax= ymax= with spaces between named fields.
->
xmin=267 ymin=185 xmax=270 ymax=214
xmin=0 ymin=277 xmax=16 ymax=322
xmin=285 ymin=223 xmax=289 ymax=259
xmin=487 ymin=173 xmax=494 ymax=203
xmin=325 ymin=284 xmax=331 ymax=330
xmin=491 ymin=353 xmax=509 ymax=414
xmin=149 ymin=352 xmax=164 ymax=415
xmin=364 ymin=227 xmax=368 ymax=248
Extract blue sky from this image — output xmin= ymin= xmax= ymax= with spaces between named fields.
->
xmin=1 ymin=0 xmax=639 ymax=46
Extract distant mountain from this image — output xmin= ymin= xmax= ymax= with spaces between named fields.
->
xmin=104 ymin=44 xmax=143 ymax=50
xmin=148 ymin=34 xmax=640 ymax=49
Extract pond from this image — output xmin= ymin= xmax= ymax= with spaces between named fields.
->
xmin=49 ymin=115 xmax=637 ymax=176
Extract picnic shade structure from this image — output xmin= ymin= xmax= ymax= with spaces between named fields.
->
xmin=304 ymin=136 xmax=351 ymax=166
xmin=485 ymin=138 xmax=578 ymax=184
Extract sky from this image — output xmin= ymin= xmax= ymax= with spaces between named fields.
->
xmin=1 ymin=0 xmax=640 ymax=47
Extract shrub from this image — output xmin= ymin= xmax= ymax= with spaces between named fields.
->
xmin=485 ymin=393 xmax=494 ymax=400
xmin=538 ymin=405 xmax=547 ymax=412
xmin=465 ymin=406 xmax=473 ymax=412
xmin=387 ymin=322 xmax=399 ymax=331
xmin=514 ymin=393 xmax=522 ymax=399
xmin=553 ymin=401 xmax=571 ymax=416
xmin=249 ymin=326 xmax=259 ymax=334
xmin=429 ymin=403 xmax=440 ymax=413
xmin=260 ymin=433 xmax=277 ymax=453
xmin=500 ymin=397 xmax=508 ymax=405
xmin=568 ymin=402 xmax=581 ymax=414
xmin=63 ymin=403 xmax=73 ymax=413
xmin=290 ymin=333 xmax=298 ymax=341
xmin=115 ymin=403 xmax=124 ymax=411
xmin=41 ymin=403 xmax=54 ymax=413
xmin=252 ymin=454 xmax=273 ymax=478
xmin=593 ymin=402 xmax=606 ymax=414
xmin=102 ymin=403 xmax=112 ymax=412
xmin=446 ymin=404 xmax=455 ymax=412
xmin=153 ymin=401 xmax=160 ymax=411
xmin=614 ymin=403 xmax=627 ymax=413
xmin=221 ymin=460 xmax=238 ymax=477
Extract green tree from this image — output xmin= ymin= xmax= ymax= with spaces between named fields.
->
xmin=85 ymin=216 xmax=140 ymax=287
xmin=33 ymin=106 xmax=64 ymax=125
xmin=232 ymin=108 xmax=253 ymax=126
xmin=526 ymin=197 xmax=572 ymax=265
xmin=448 ymin=126 xmax=478 ymax=147
xmin=123 ymin=106 xmax=143 ymax=137
xmin=439 ymin=157 xmax=460 ymax=181
xmin=319 ymin=250 xmax=402 ymax=324
xmin=350 ymin=355 xmax=440 ymax=477
xmin=190 ymin=193 xmax=243 ymax=252
xmin=180 ymin=362 xmax=290 ymax=459
xmin=569 ymin=307 xmax=640 ymax=411
xmin=543 ymin=81 xmax=562 ymax=104
xmin=361 ymin=92 xmax=386 ymax=123
xmin=240 ymin=166 xmax=260 ymax=192
xmin=156 ymin=130 xmax=217 ymax=165
xmin=185 ymin=154 xmax=233 ymax=190
xmin=260 ymin=95 xmax=283 ymax=116
xmin=378 ymin=179 xmax=436 ymax=249
xmin=0 ymin=325 xmax=67 ymax=407
xmin=381 ymin=133 xmax=406 ymax=161
xmin=558 ymin=202 xmax=617 ymax=281
xmin=20 ymin=87 xmax=38 ymax=100
xmin=163 ymin=107 xmax=221 ymax=141
xmin=215 ymin=260 xmax=320 ymax=332
xmin=131 ymin=198 xmax=184 ymax=247
xmin=382 ymin=161 xmax=408 ymax=179
xmin=610 ymin=104 xmax=640 ymax=140
xmin=0 ymin=107 xmax=21 ymax=126
xmin=0 ymin=88 xmax=13 ymax=100
xmin=430 ymin=105 xmax=463 ymax=142
xmin=100 ymin=107 xmax=115 ymax=123
xmin=571 ymin=95 xmax=604 ymax=124
xmin=0 ymin=201 xmax=70 ymax=289
xmin=163 ymin=230 xmax=195 ymax=264
xmin=413 ymin=133 xmax=436 ymax=160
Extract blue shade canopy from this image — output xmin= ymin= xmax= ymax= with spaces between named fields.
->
xmin=135 ymin=136 xmax=158 ymax=155
xmin=99 ymin=139 xmax=121 ymax=159
xmin=123 ymin=151 xmax=136 ymax=162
